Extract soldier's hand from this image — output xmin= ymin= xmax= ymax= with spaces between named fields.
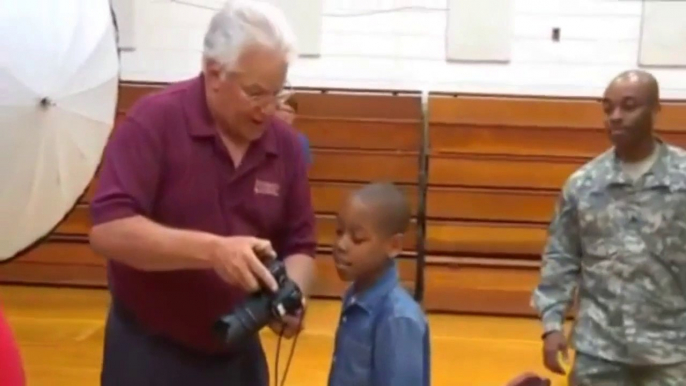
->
xmin=542 ymin=331 xmax=568 ymax=375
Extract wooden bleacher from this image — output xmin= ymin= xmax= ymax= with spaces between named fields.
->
xmin=289 ymin=90 xmax=423 ymax=297
xmin=423 ymin=94 xmax=686 ymax=315
xmin=1 ymin=82 xmax=685 ymax=317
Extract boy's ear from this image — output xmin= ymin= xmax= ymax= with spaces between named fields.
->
xmin=386 ymin=232 xmax=405 ymax=258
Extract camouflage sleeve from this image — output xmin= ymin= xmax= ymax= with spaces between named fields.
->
xmin=531 ymin=184 xmax=582 ymax=334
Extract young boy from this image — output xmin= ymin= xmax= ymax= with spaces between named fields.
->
xmin=274 ymin=95 xmax=312 ymax=166
xmin=327 ymin=182 xmax=430 ymax=386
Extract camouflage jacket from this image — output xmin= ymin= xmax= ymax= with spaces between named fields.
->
xmin=532 ymin=142 xmax=686 ymax=365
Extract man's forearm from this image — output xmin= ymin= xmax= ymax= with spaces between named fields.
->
xmin=284 ymin=253 xmax=316 ymax=297
xmin=532 ymin=275 xmax=577 ymax=334
xmin=533 ymin=188 xmax=581 ymax=334
xmin=89 ymin=215 xmax=218 ymax=271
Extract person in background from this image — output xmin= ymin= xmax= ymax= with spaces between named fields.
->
xmin=0 ymin=304 xmax=25 ymax=386
xmin=532 ymin=70 xmax=686 ymax=385
xmin=88 ymin=1 xmax=316 ymax=385
xmin=327 ymin=182 xmax=430 ymax=386
xmin=275 ymin=94 xmax=312 ymax=165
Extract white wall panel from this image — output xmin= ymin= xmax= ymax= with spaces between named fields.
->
xmin=263 ymin=0 xmax=324 ymax=57
xmin=445 ymin=0 xmax=513 ymax=62
xmin=639 ymin=1 xmax=686 ymax=67
xmin=117 ymin=0 xmax=686 ymax=98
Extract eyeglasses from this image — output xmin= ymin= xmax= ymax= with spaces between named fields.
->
xmin=239 ymin=81 xmax=294 ymax=108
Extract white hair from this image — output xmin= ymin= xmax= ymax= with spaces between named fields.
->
xmin=203 ymin=0 xmax=298 ymax=70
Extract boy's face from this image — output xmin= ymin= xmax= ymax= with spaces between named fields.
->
xmin=333 ymin=196 xmax=403 ymax=283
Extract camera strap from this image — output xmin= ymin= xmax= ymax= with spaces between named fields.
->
xmin=273 ymin=316 xmax=302 ymax=386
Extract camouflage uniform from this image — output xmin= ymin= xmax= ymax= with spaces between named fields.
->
xmin=531 ymin=142 xmax=686 ymax=386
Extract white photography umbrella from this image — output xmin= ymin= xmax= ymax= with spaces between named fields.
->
xmin=0 ymin=0 xmax=119 ymax=260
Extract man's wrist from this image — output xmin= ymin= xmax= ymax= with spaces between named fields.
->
xmin=541 ymin=316 xmax=563 ymax=339
xmin=194 ymin=231 xmax=222 ymax=265
xmin=283 ymin=253 xmax=315 ymax=297
xmin=541 ymin=329 xmax=562 ymax=340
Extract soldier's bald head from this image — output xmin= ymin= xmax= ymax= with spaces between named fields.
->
xmin=606 ymin=70 xmax=660 ymax=107
xmin=602 ymin=69 xmax=660 ymax=159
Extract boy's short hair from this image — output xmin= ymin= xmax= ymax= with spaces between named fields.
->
xmin=353 ymin=182 xmax=411 ymax=236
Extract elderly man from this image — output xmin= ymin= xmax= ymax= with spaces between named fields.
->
xmin=89 ymin=2 xmax=316 ymax=385
xmin=532 ymin=70 xmax=686 ymax=385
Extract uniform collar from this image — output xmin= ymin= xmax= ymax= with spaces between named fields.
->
xmin=592 ymin=138 xmax=681 ymax=191
xmin=343 ymin=260 xmax=399 ymax=314
xmin=182 ymin=74 xmax=278 ymax=155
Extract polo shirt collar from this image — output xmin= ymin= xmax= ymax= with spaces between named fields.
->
xmin=183 ymin=74 xmax=278 ymax=155
xmin=343 ymin=260 xmax=399 ymax=314
xmin=183 ymin=74 xmax=215 ymax=138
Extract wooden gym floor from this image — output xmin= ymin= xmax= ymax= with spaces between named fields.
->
xmin=0 ymin=285 xmax=567 ymax=386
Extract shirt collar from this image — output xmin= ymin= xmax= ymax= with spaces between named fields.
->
xmin=183 ymin=74 xmax=215 ymax=138
xmin=642 ymin=140 xmax=673 ymax=188
xmin=592 ymin=138 xmax=677 ymax=190
xmin=343 ymin=260 xmax=399 ymax=314
xmin=182 ymin=74 xmax=278 ymax=155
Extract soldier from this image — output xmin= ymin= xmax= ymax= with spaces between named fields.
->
xmin=532 ymin=70 xmax=686 ymax=385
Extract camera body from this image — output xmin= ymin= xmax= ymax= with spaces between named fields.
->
xmin=214 ymin=259 xmax=303 ymax=345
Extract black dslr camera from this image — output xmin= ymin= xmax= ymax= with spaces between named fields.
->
xmin=214 ymin=259 xmax=303 ymax=345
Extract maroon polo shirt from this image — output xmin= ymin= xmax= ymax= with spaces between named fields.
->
xmin=90 ymin=75 xmax=316 ymax=354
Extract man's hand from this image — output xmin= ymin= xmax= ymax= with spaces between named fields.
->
xmin=269 ymin=299 xmax=307 ymax=339
xmin=208 ymin=236 xmax=278 ymax=293
xmin=542 ymin=331 xmax=569 ymax=375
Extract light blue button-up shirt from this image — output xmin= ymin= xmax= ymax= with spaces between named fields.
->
xmin=298 ymin=133 xmax=312 ymax=165
xmin=327 ymin=261 xmax=431 ymax=386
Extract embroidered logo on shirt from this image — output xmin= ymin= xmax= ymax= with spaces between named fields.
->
xmin=254 ymin=179 xmax=280 ymax=197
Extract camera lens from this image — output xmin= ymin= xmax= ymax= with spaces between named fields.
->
xmin=214 ymin=294 xmax=273 ymax=345
xmin=214 ymin=260 xmax=304 ymax=346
